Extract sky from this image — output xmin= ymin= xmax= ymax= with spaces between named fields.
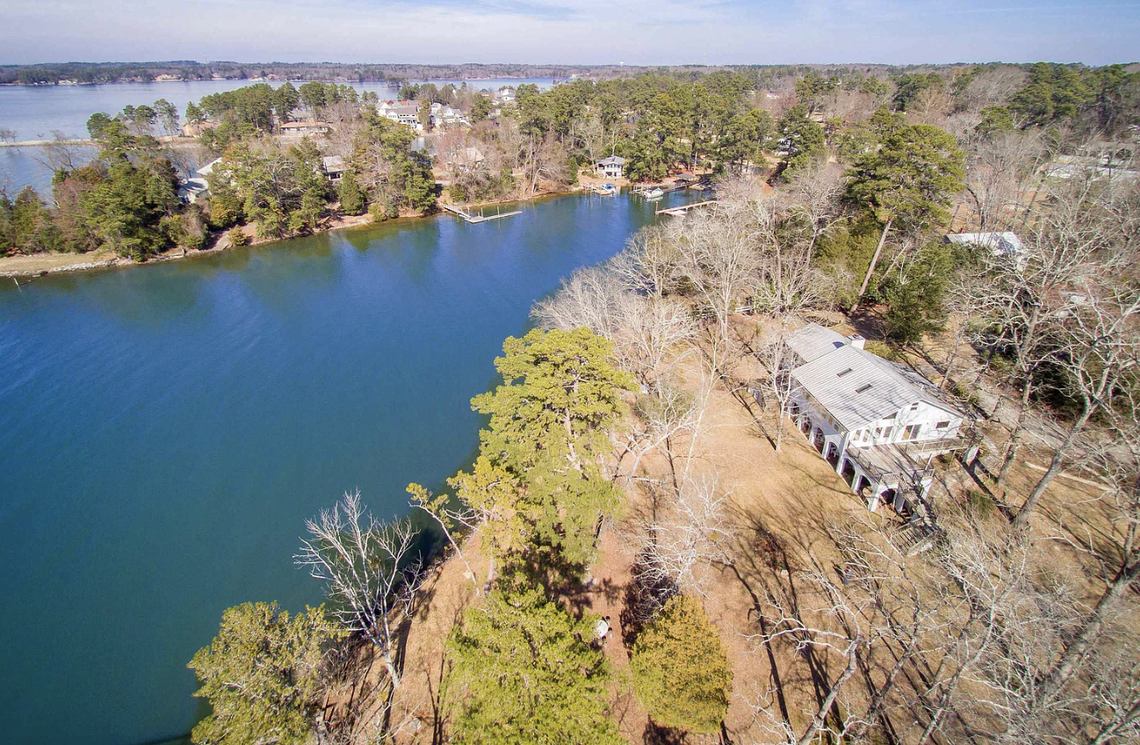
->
xmin=1 ymin=0 xmax=1138 ymax=66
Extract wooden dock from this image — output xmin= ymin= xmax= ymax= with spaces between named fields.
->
xmin=443 ymin=204 xmax=522 ymax=224
xmin=655 ymin=200 xmax=720 ymax=217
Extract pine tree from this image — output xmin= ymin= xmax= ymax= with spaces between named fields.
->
xmin=337 ymin=171 xmax=366 ymax=216
xmin=630 ymin=595 xmax=733 ymax=734
xmin=448 ymin=589 xmax=623 ymax=745
xmin=188 ymin=602 xmax=342 ymax=745
xmin=466 ymin=328 xmax=636 ymax=568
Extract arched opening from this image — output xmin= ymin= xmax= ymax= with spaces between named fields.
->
xmin=841 ymin=459 xmax=857 ymax=487
xmin=825 ymin=442 xmax=840 ymax=467
xmin=813 ymin=429 xmax=825 ymax=453
xmin=880 ymin=488 xmax=896 ymax=508
xmin=800 ymin=417 xmax=812 ymax=436
xmin=853 ymin=475 xmax=866 ymax=495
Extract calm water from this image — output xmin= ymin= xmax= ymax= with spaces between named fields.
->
xmin=0 ymin=78 xmax=554 ymax=193
xmin=0 ymin=190 xmax=690 ymax=745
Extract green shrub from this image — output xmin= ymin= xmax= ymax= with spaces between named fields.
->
xmin=226 ymin=227 xmax=248 ymax=247
xmin=630 ymin=595 xmax=733 ymax=734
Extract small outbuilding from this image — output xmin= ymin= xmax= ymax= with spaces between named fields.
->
xmin=321 ymin=155 xmax=347 ymax=182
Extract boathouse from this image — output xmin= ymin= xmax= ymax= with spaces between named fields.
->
xmin=596 ymin=155 xmax=625 ymax=179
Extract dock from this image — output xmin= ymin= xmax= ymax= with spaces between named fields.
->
xmin=655 ymin=200 xmax=720 ymax=217
xmin=443 ymin=204 xmax=523 ymax=224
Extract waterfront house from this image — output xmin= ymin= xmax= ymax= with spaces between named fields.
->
xmin=776 ymin=324 xmax=968 ymax=514
xmin=321 ymin=155 xmax=347 ymax=182
xmin=280 ymin=120 xmax=331 ymax=136
xmin=596 ymin=156 xmax=625 ymax=179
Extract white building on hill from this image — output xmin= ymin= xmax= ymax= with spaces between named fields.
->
xmin=779 ymin=324 xmax=969 ymax=514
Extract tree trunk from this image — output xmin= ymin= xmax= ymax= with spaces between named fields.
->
xmin=796 ymin=643 xmax=859 ymax=745
xmin=851 ymin=218 xmax=892 ymax=313
xmin=1039 ymin=558 xmax=1140 ymax=702
xmin=1011 ymin=403 xmax=1093 ymax=529
xmin=997 ymin=381 xmax=1033 ymax=486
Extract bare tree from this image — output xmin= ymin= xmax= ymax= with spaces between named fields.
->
xmin=677 ymin=205 xmax=760 ymax=344
xmin=296 ymin=490 xmax=421 ymax=688
xmin=979 ymin=176 xmax=1127 ymax=487
xmin=1013 ymin=281 xmax=1140 ymax=528
xmin=636 ymin=473 xmax=732 ymax=601
xmin=755 ymin=324 xmax=805 ymax=453
xmin=961 ymin=129 xmax=1045 ymax=232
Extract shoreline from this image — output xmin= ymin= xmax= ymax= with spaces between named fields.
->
xmin=0 ymin=186 xmax=585 ymax=281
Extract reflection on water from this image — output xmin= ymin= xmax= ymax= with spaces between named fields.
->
xmin=0 ymin=190 xmax=695 ymax=745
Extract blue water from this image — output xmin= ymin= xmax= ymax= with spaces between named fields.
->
xmin=0 ymin=190 xmax=689 ymax=745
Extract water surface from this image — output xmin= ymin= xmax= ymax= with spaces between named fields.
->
xmin=0 ymin=190 xmax=691 ymax=745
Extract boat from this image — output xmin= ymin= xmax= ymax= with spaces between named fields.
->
xmin=596 ymin=183 xmax=617 ymax=196
xmin=644 ymin=187 xmax=665 ymax=200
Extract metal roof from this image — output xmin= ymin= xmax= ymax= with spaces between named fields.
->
xmin=598 ymin=156 xmax=625 ymax=166
xmin=790 ymin=341 xmax=963 ymax=431
xmin=786 ymin=324 xmax=849 ymax=363
xmin=945 ymin=231 xmax=1024 ymax=257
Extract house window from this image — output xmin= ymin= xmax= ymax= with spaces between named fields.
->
xmin=936 ymin=421 xmax=950 ymax=430
xmin=855 ymin=384 xmax=873 ymax=394
xmin=910 ymin=403 xmax=919 ymax=412
xmin=873 ymin=427 xmax=883 ymax=439
xmin=837 ymin=367 xmax=854 ymax=377
xmin=882 ymin=426 xmax=894 ymax=440
xmin=903 ymin=424 xmax=921 ymax=440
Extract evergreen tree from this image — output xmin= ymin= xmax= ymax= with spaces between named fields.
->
xmin=337 ymin=170 xmax=366 ymax=215
xmin=188 ymin=602 xmax=342 ymax=745
xmin=845 ymin=123 xmax=964 ymax=309
xmin=467 ymin=328 xmax=635 ymax=570
xmin=448 ymin=589 xmax=623 ymax=745
xmin=777 ymin=104 xmax=826 ymax=175
xmin=630 ymin=595 xmax=733 ymax=735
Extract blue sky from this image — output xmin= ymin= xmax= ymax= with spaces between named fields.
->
xmin=1 ymin=0 xmax=1137 ymax=65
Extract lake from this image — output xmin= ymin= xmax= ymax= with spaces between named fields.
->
xmin=0 ymin=78 xmax=555 ymax=193
xmin=0 ymin=190 xmax=694 ymax=745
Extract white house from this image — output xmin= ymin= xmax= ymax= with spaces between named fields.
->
xmin=945 ymin=231 xmax=1025 ymax=269
xmin=779 ymin=324 xmax=969 ymax=514
xmin=596 ymin=155 xmax=625 ymax=179
xmin=377 ymin=100 xmax=422 ymax=130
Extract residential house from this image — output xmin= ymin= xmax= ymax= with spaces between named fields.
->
xmin=196 ymin=158 xmax=223 ymax=179
xmin=944 ymin=231 xmax=1026 ymax=269
xmin=429 ymin=102 xmax=467 ymax=128
xmin=321 ymin=155 xmax=347 ymax=182
xmin=777 ymin=324 xmax=969 ymax=514
xmin=181 ymin=120 xmax=217 ymax=137
xmin=177 ymin=177 xmax=209 ymax=204
xmin=280 ymin=120 xmax=331 ymax=136
xmin=596 ymin=155 xmax=625 ymax=179
xmin=377 ymin=100 xmax=422 ymax=131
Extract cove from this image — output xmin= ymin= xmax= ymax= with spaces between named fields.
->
xmin=0 ymin=191 xmax=695 ymax=745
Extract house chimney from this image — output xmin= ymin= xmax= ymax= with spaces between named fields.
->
xmin=848 ymin=334 xmax=866 ymax=350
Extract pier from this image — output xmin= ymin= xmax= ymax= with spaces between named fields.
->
xmin=443 ymin=204 xmax=523 ymax=224
xmin=655 ymin=200 xmax=720 ymax=217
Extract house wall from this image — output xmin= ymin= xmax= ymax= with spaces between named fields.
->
xmin=846 ymin=400 xmax=962 ymax=449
